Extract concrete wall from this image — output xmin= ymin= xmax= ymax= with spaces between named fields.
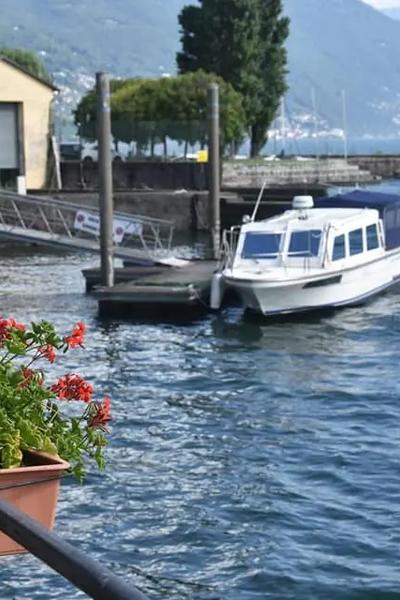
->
xmin=60 ymin=160 xmax=209 ymax=191
xmin=0 ymin=60 xmax=55 ymax=189
xmin=48 ymin=191 xmax=210 ymax=233
xmin=349 ymin=156 xmax=400 ymax=178
xmin=223 ymin=158 xmax=376 ymax=186
xmin=58 ymin=157 xmax=393 ymax=192
xmin=44 ymin=182 xmax=326 ymax=233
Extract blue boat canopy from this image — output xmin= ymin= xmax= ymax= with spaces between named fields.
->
xmin=315 ymin=190 xmax=400 ymax=250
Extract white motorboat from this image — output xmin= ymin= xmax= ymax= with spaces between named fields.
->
xmin=216 ymin=191 xmax=400 ymax=316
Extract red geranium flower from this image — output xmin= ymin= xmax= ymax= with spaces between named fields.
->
xmin=8 ymin=319 xmax=25 ymax=332
xmin=88 ymin=397 xmax=111 ymax=430
xmin=51 ymin=374 xmax=93 ymax=403
xmin=19 ymin=367 xmax=44 ymax=388
xmin=0 ymin=318 xmax=25 ymax=344
xmin=38 ymin=344 xmax=56 ymax=363
xmin=64 ymin=321 xmax=86 ymax=349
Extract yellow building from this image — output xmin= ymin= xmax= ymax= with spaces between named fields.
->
xmin=0 ymin=57 xmax=58 ymax=190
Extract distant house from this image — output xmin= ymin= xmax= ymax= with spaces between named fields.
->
xmin=0 ymin=56 xmax=58 ymax=190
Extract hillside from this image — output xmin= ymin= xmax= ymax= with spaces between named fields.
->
xmin=285 ymin=0 xmax=400 ymax=135
xmin=0 ymin=0 xmax=400 ymax=136
xmin=0 ymin=0 xmax=187 ymax=127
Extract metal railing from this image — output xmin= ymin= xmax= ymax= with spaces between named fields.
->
xmin=0 ymin=498 xmax=149 ymax=599
xmin=219 ymin=226 xmax=241 ymax=270
xmin=0 ymin=190 xmax=175 ymax=262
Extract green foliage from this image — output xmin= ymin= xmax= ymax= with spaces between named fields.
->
xmin=74 ymin=72 xmax=246 ymax=152
xmin=74 ymin=79 xmax=131 ymax=142
xmin=74 ymin=89 xmax=96 ymax=142
xmin=0 ymin=318 xmax=110 ymax=481
xmin=0 ymin=47 xmax=51 ymax=82
xmin=177 ymin=0 xmax=289 ymax=156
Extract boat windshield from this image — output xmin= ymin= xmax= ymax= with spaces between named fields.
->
xmin=241 ymin=232 xmax=282 ymax=259
xmin=287 ymin=230 xmax=322 ymax=257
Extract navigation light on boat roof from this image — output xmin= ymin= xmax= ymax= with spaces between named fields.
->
xmin=292 ymin=196 xmax=314 ymax=210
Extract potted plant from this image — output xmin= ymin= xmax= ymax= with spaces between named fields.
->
xmin=0 ymin=317 xmax=111 ymax=555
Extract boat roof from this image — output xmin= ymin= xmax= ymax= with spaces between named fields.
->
xmin=245 ymin=207 xmax=378 ymax=232
xmin=315 ymin=189 xmax=400 ymax=211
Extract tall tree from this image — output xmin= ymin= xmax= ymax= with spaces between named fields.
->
xmin=74 ymin=73 xmax=246 ymax=155
xmin=0 ymin=47 xmax=51 ymax=82
xmin=177 ymin=0 xmax=289 ymax=157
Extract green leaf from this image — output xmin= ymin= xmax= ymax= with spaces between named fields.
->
xmin=41 ymin=437 xmax=58 ymax=455
xmin=17 ymin=418 xmax=43 ymax=449
xmin=1 ymin=444 xmax=23 ymax=469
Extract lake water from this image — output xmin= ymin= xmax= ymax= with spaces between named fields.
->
xmin=1 ymin=181 xmax=400 ymax=599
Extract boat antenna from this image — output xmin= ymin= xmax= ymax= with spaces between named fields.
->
xmin=251 ymin=179 xmax=268 ymax=222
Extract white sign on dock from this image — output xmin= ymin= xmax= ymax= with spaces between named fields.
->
xmin=74 ymin=210 xmax=143 ymax=243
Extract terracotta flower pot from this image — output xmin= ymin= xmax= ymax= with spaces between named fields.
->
xmin=0 ymin=450 xmax=70 ymax=556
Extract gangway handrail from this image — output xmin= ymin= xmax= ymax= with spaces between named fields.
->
xmin=0 ymin=189 xmax=178 ymax=263
xmin=0 ymin=190 xmax=174 ymax=228
xmin=0 ymin=498 xmax=150 ymax=599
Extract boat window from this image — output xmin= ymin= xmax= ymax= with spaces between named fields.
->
xmin=385 ymin=208 xmax=395 ymax=228
xmin=288 ymin=230 xmax=322 ymax=257
xmin=349 ymin=228 xmax=364 ymax=255
xmin=241 ymin=232 xmax=282 ymax=259
xmin=366 ymin=224 xmax=379 ymax=250
xmin=332 ymin=234 xmax=346 ymax=261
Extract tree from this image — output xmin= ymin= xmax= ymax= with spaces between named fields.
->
xmin=177 ymin=0 xmax=289 ymax=157
xmin=252 ymin=1 xmax=289 ymax=157
xmin=74 ymin=79 xmax=130 ymax=143
xmin=0 ymin=47 xmax=51 ymax=82
xmin=74 ymin=73 xmax=246 ymax=156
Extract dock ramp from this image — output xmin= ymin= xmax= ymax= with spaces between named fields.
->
xmin=0 ymin=190 xmax=188 ymax=267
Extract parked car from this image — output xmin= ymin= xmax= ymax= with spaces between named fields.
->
xmin=81 ymin=143 xmax=124 ymax=163
xmin=60 ymin=142 xmax=82 ymax=161
xmin=59 ymin=142 xmax=124 ymax=163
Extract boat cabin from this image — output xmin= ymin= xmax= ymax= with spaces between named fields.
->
xmin=221 ymin=192 xmax=400 ymax=316
xmin=232 ymin=203 xmax=385 ymax=271
xmin=315 ymin=190 xmax=400 ymax=250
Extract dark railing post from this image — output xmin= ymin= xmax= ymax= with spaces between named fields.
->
xmin=0 ymin=499 xmax=149 ymax=600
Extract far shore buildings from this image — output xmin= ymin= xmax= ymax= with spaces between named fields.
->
xmin=0 ymin=56 xmax=58 ymax=190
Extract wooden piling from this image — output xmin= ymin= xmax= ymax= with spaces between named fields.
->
xmin=208 ymin=84 xmax=220 ymax=260
xmin=96 ymin=72 xmax=114 ymax=287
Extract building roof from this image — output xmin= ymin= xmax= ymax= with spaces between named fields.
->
xmin=0 ymin=56 xmax=59 ymax=92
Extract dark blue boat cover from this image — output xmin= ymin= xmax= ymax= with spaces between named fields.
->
xmin=315 ymin=190 xmax=400 ymax=250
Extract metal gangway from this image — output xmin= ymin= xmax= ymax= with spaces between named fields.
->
xmin=0 ymin=190 xmax=187 ymax=267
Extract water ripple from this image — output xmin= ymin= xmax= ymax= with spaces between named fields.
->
xmin=0 ymin=247 xmax=399 ymax=599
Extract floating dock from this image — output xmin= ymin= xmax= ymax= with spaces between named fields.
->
xmin=82 ymin=265 xmax=169 ymax=292
xmin=93 ymin=260 xmax=218 ymax=317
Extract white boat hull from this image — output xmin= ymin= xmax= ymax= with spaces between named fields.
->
xmin=223 ymin=250 xmax=400 ymax=316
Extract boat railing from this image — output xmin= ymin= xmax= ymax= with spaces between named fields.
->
xmin=219 ymin=226 xmax=241 ymax=269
